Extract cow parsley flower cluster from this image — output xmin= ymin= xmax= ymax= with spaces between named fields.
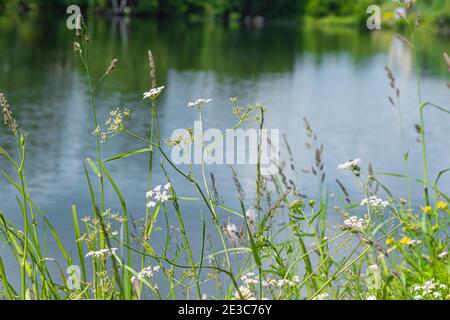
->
xmin=360 ymin=196 xmax=389 ymax=208
xmin=412 ymin=279 xmax=447 ymax=300
xmin=187 ymin=98 xmax=212 ymax=109
xmin=234 ymin=285 xmax=256 ymax=300
xmin=312 ymin=293 xmax=329 ymax=300
xmin=143 ymin=86 xmax=165 ymax=100
xmin=131 ymin=265 xmax=160 ymax=283
xmin=233 ymin=272 xmax=266 ymax=300
xmin=262 ymin=277 xmax=300 ymax=288
xmin=342 ymin=216 xmax=369 ymax=233
xmin=99 ymin=107 xmax=131 ymax=142
xmin=85 ymin=248 xmax=118 ymax=260
xmin=337 ymin=158 xmax=361 ymax=170
xmin=438 ymin=251 xmax=448 ymax=259
xmin=146 ymin=183 xmax=171 ymax=208
xmin=102 ymin=208 xmax=127 ymax=223
xmin=78 ymin=209 xmax=125 ymax=243
xmin=241 ymin=272 xmax=259 ymax=286
xmin=166 ymin=130 xmax=193 ymax=147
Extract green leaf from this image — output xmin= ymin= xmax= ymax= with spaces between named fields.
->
xmin=0 ymin=146 xmax=18 ymax=169
xmin=71 ymin=205 xmax=87 ymax=294
xmin=105 ymin=148 xmax=150 ymax=162
xmin=376 ymin=172 xmax=406 ymax=178
xmin=0 ymin=254 xmax=17 ymax=299
xmin=145 ymin=203 xmax=160 ymax=239
xmin=86 ymin=158 xmax=101 ymax=177
xmin=44 ymin=217 xmax=71 ymax=264
xmin=240 ymin=200 xmax=261 ymax=267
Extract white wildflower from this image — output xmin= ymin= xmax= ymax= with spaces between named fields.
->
xmin=101 ymin=107 xmax=131 ymax=140
xmin=367 ymin=295 xmax=377 ymax=300
xmin=166 ymin=131 xmax=192 ymax=147
xmin=146 ymin=201 xmax=157 ymax=208
xmin=337 ymin=158 xmax=361 ymax=170
xmin=85 ymin=248 xmax=118 ymax=259
xmin=438 ymin=251 xmax=448 ymax=259
xmin=262 ymin=279 xmax=277 ymax=287
xmin=343 ymin=216 xmax=368 ymax=233
xmin=143 ymin=86 xmax=165 ymax=100
xmin=92 ymin=125 xmax=100 ymax=136
xmin=235 ymin=286 xmax=256 ymax=300
xmin=146 ymin=184 xmax=171 ymax=208
xmin=240 ymin=272 xmax=259 ymax=286
xmin=155 ymin=191 xmax=169 ymax=202
xmin=411 ymin=279 xmax=446 ymax=300
xmin=276 ymin=279 xmax=296 ymax=288
xmin=313 ymin=293 xmax=329 ymax=300
xmin=131 ymin=265 xmax=160 ymax=283
xmin=360 ymin=196 xmax=389 ymax=208
xmin=187 ymin=98 xmax=212 ymax=108
xmin=367 ymin=264 xmax=379 ymax=272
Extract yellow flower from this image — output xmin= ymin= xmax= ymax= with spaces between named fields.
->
xmin=383 ymin=11 xmax=394 ymax=20
xmin=385 ymin=237 xmax=395 ymax=246
xmin=421 ymin=206 xmax=432 ymax=214
xmin=399 ymin=236 xmax=412 ymax=245
xmin=437 ymin=201 xmax=448 ymax=210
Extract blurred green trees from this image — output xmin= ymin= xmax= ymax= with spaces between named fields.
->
xmin=0 ymin=0 xmax=371 ymax=17
xmin=0 ymin=0 xmax=448 ymax=23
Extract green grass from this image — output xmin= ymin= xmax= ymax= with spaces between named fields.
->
xmin=0 ymin=9 xmax=449 ymax=300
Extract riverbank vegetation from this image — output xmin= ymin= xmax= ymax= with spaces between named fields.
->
xmin=0 ymin=0 xmax=449 ymax=30
xmin=0 ymin=5 xmax=449 ymax=300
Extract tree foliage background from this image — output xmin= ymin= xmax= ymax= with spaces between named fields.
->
xmin=0 ymin=0 xmax=448 ymax=21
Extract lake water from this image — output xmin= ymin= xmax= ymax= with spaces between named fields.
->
xmin=0 ymin=14 xmax=449 ymax=290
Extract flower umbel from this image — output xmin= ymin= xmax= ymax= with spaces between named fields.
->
xmin=146 ymin=184 xmax=171 ymax=208
xmin=85 ymin=248 xmax=118 ymax=260
xmin=412 ymin=279 xmax=447 ymax=300
xmin=360 ymin=196 xmax=389 ymax=209
xmin=340 ymin=216 xmax=369 ymax=233
xmin=143 ymin=86 xmax=165 ymax=100
xmin=187 ymin=98 xmax=212 ymax=109
xmin=100 ymin=107 xmax=131 ymax=141
xmin=337 ymin=158 xmax=361 ymax=176
xmin=131 ymin=265 xmax=160 ymax=283
xmin=337 ymin=158 xmax=361 ymax=171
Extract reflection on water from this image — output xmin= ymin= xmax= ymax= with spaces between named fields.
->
xmin=0 ymin=14 xmax=449 ymax=287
